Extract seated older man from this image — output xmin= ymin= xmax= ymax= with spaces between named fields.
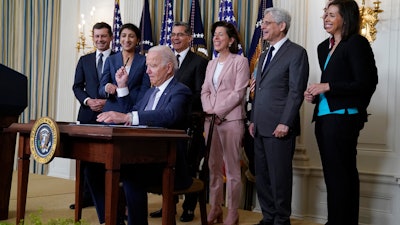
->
xmin=96 ymin=45 xmax=193 ymax=225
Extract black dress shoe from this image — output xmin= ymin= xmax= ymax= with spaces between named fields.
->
xmin=68 ymin=199 xmax=94 ymax=210
xmin=149 ymin=208 xmax=162 ymax=218
xmin=180 ymin=210 xmax=194 ymax=222
xmin=254 ymin=220 xmax=273 ymax=225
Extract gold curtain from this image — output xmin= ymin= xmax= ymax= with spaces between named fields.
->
xmin=0 ymin=0 xmax=60 ymax=174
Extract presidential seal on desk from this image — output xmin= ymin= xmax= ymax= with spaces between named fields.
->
xmin=30 ymin=117 xmax=59 ymax=164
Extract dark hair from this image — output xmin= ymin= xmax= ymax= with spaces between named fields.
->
xmin=119 ymin=23 xmax=141 ymax=41
xmin=329 ymin=0 xmax=360 ymax=40
xmin=173 ymin=21 xmax=193 ymax=35
xmin=211 ymin=21 xmax=241 ymax=54
xmin=92 ymin=22 xmax=112 ymax=37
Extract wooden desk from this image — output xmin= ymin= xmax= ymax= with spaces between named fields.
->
xmin=5 ymin=122 xmax=189 ymax=225
xmin=0 ymin=115 xmax=19 ymax=220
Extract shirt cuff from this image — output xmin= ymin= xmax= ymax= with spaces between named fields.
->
xmin=131 ymin=111 xmax=139 ymax=125
xmin=83 ymin=97 xmax=91 ymax=106
xmin=117 ymin=87 xmax=129 ymax=97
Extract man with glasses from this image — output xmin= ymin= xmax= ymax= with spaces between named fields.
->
xmin=248 ymin=8 xmax=309 ymax=225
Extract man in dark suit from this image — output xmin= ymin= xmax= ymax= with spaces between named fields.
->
xmin=149 ymin=21 xmax=208 ymax=222
xmin=248 ymin=8 xmax=309 ymax=225
xmin=71 ymin=22 xmax=113 ymax=210
xmin=97 ymin=45 xmax=193 ymax=225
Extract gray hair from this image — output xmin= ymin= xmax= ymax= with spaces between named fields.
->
xmin=264 ymin=7 xmax=291 ymax=34
xmin=148 ymin=45 xmax=178 ymax=70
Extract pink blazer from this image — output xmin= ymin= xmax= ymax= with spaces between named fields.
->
xmin=201 ymin=53 xmax=250 ymax=121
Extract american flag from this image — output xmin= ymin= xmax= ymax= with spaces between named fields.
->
xmin=248 ymin=0 xmax=273 ymax=100
xmin=112 ymin=0 xmax=123 ymax=52
xmin=247 ymin=0 xmax=273 ymax=75
xmin=214 ymin=0 xmax=243 ymax=58
xmin=159 ymin=0 xmax=174 ymax=49
xmin=139 ymin=0 xmax=154 ymax=54
xmin=189 ymin=0 xmax=208 ymax=57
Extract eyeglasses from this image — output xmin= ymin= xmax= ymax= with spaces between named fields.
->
xmin=261 ymin=21 xmax=277 ymax=26
xmin=171 ymin=33 xmax=190 ymax=38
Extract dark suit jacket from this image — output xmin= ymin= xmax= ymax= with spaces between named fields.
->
xmin=175 ymin=51 xmax=208 ymax=113
xmin=123 ymin=77 xmax=193 ymax=196
xmin=72 ymin=51 xmax=114 ymax=124
xmin=130 ymin=77 xmax=192 ymax=129
xmin=99 ymin=52 xmax=150 ymax=113
xmin=252 ymin=39 xmax=309 ymax=137
xmin=87 ymin=78 xmax=192 ymax=224
xmin=313 ymin=34 xmax=378 ymax=122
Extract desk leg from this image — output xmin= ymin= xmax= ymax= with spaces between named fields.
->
xmin=16 ymin=136 xmax=30 ymax=225
xmin=161 ymin=167 xmax=175 ymax=225
xmin=105 ymin=169 xmax=120 ymax=225
xmin=0 ymin=132 xmax=16 ymax=220
xmin=74 ymin=160 xmax=83 ymax=222
xmin=162 ymin=143 xmax=176 ymax=225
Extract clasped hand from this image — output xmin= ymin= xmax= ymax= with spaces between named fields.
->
xmin=304 ymin=83 xmax=330 ymax=103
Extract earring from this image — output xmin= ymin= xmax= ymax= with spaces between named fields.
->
xmin=228 ymin=43 xmax=232 ymax=47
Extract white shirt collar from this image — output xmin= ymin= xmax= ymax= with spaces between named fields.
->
xmin=97 ymin=48 xmax=111 ymax=58
xmin=175 ymin=47 xmax=190 ymax=62
xmin=270 ymin=36 xmax=288 ymax=56
xmin=155 ymin=75 xmax=174 ymax=94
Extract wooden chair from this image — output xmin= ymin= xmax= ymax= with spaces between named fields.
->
xmin=148 ymin=114 xmax=215 ymax=225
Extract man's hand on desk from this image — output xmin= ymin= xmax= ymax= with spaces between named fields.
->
xmin=97 ymin=111 xmax=131 ymax=125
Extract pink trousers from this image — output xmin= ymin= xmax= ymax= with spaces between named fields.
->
xmin=205 ymin=119 xmax=244 ymax=209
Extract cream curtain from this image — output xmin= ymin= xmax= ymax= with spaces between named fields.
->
xmin=0 ymin=0 xmax=60 ymax=174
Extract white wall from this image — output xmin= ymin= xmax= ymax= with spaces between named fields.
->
xmin=52 ymin=0 xmax=400 ymax=224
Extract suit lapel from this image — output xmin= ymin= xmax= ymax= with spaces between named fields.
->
xmin=260 ymin=40 xmax=291 ymax=80
xmin=257 ymin=51 xmax=267 ymax=78
xmin=215 ymin=53 xmax=234 ymax=89
xmin=155 ymin=79 xmax=176 ymax=110
xmin=175 ymin=51 xmax=193 ymax=80
xmin=127 ymin=54 xmax=138 ymax=83
xmin=89 ymin=53 xmax=99 ymax=81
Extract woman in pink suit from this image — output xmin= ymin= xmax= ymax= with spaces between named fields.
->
xmin=201 ymin=21 xmax=250 ymax=225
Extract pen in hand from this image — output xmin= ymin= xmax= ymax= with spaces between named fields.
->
xmin=124 ymin=57 xmax=130 ymax=67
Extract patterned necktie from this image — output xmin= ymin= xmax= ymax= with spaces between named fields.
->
xmin=176 ymin=54 xmax=181 ymax=67
xmin=145 ymin=87 xmax=160 ymax=111
xmin=97 ymin=53 xmax=103 ymax=80
xmin=262 ymin=46 xmax=275 ymax=73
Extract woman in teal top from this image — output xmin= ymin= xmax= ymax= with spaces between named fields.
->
xmin=304 ymin=1 xmax=378 ymax=225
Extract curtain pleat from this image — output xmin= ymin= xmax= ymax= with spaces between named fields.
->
xmin=0 ymin=0 xmax=60 ymax=174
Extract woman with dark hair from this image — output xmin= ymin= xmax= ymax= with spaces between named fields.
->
xmin=99 ymin=23 xmax=150 ymax=113
xmin=88 ymin=23 xmax=150 ymax=224
xmin=305 ymin=1 xmax=378 ymax=224
xmin=201 ymin=21 xmax=249 ymax=225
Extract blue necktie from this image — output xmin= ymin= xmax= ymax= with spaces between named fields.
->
xmin=145 ymin=88 xmax=160 ymax=111
xmin=97 ymin=53 xmax=103 ymax=80
xmin=262 ymin=46 xmax=275 ymax=73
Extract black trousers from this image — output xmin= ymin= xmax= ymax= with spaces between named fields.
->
xmin=254 ymin=133 xmax=296 ymax=225
xmin=182 ymin=115 xmax=205 ymax=211
xmin=315 ymin=114 xmax=364 ymax=225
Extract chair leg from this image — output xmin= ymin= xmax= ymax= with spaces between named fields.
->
xmin=199 ymin=189 xmax=208 ymax=225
